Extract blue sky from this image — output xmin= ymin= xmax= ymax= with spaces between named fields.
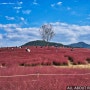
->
xmin=0 ymin=0 xmax=90 ymax=46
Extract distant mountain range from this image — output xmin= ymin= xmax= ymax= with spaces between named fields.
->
xmin=22 ymin=40 xmax=90 ymax=48
xmin=68 ymin=42 xmax=90 ymax=48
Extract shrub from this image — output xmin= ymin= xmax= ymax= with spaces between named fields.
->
xmin=52 ymin=61 xmax=61 ymax=66
xmin=86 ymin=58 xmax=90 ymax=63
xmin=19 ymin=63 xmax=25 ymax=66
xmin=68 ymin=56 xmax=73 ymax=62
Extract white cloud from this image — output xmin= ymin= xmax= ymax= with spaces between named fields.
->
xmin=71 ymin=11 xmax=80 ymax=16
xmin=51 ymin=22 xmax=90 ymax=44
xmin=16 ymin=10 xmax=20 ymax=13
xmin=19 ymin=17 xmax=28 ymax=25
xmin=0 ymin=24 xmax=18 ymax=28
xmin=13 ymin=7 xmax=22 ymax=13
xmin=0 ymin=2 xmax=15 ymax=5
xmin=33 ymin=0 xmax=38 ymax=5
xmin=51 ymin=1 xmax=62 ymax=8
xmin=12 ymin=1 xmax=23 ymax=13
xmin=14 ymin=7 xmax=22 ymax=10
xmin=0 ymin=23 xmax=40 ymax=46
xmin=0 ymin=22 xmax=90 ymax=46
xmin=0 ymin=24 xmax=19 ymax=33
xmin=13 ymin=6 xmax=22 ymax=13
xmin=67 ymin=7 xmax=71 ymax=10
xmin=5 ymin=16 xmax=15 ymax=20
xmin=17 ymin=1 xmax=23 ymax=5
xmin=57 ymin=2 xmax=62 ymax=5
xmin=22 ymin=10 xmax=31 ymax=14
xmin=51 ymin=4 xmax=55 ymax=7
xmin=20 ymin=17 xmax=25 ymax=21
xmin=0 ymin=1 xmax=23 ymax=6
xmin=0 ymin=34 xmax=3 ymax=39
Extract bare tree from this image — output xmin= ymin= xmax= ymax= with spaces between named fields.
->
xmin=39 ymin=24 xmax=55 ymax=43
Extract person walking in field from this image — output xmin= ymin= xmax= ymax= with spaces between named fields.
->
xmin=26 ymin=48 xmax=31 ymax=52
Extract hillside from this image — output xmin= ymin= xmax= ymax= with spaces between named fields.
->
xmin=69 ymin=42 xmax=90 ymax=48
xmin=22 ymin=40 xmax=64 ymax=47
xmin=22 ymin=40 xmax=90 ymax=48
